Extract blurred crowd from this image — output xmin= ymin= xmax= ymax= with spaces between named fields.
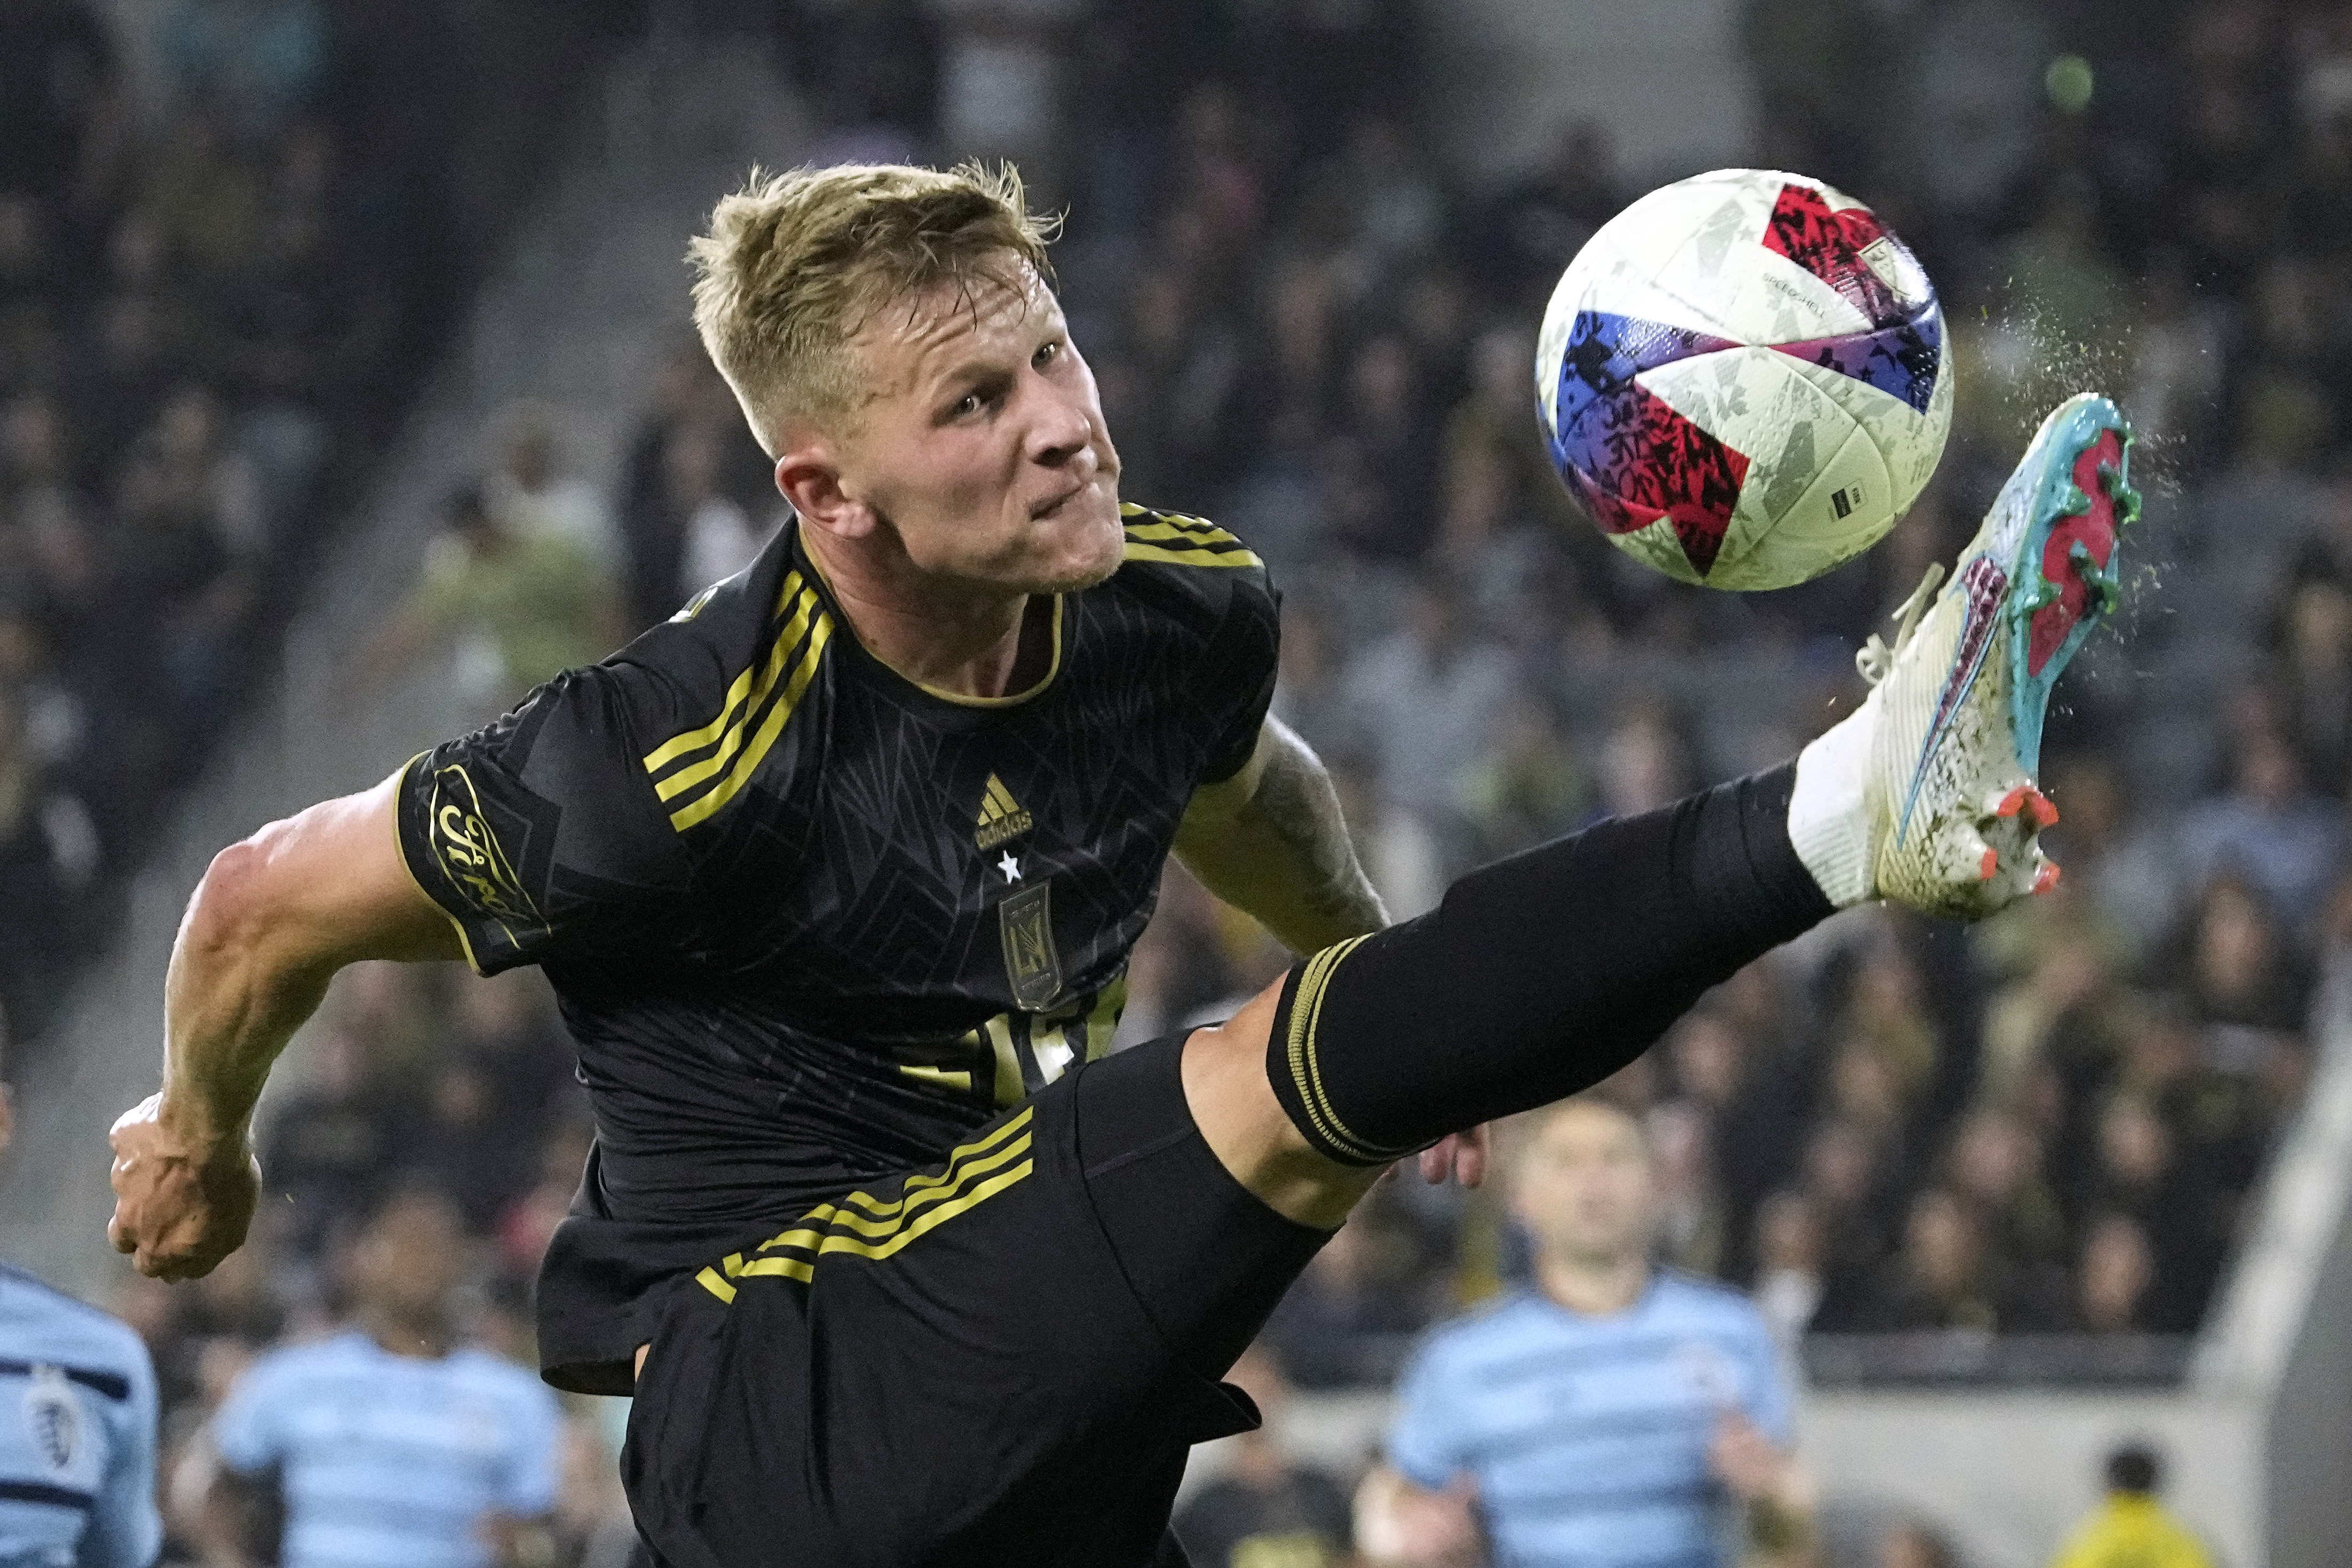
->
xmin=0 ymin=0 xmax=638 ymax=1044
xmin=60 ymin=0 xmax=2352 ymax=1563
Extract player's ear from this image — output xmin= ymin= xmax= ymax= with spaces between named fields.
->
xmin=776 ymin=445 xmax=876 ymax=542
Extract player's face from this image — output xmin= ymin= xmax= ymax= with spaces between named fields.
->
xmin=836 ymin=264 xmax=1124 ymax=595
xmin=352 ymin=1198 xmax=466 ymax=1322
xmin=1512 ymin=1105 xmax=1658 ymax=1268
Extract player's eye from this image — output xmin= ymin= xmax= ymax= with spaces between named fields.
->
xmin=953 ymin=392 xmax=984 ymax=419
xmin=1033 ymin=340 xmax=1059 ymax=369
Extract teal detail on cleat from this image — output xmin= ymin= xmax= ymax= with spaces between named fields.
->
xmin=2007 ymin=394 xmax=2133 ymax=778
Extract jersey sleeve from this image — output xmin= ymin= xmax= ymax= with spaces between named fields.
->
xmin=1197 ymin=553 xmax=1281 ymax=785
xmin=395 ymin=664 xmax=696 ymax=975
xmin=83 ymin=1336 xmax=161 ymax=1568
xmin=1384 ymin=1334 xmax=1472 ymax=1490
xmin=1115 ymin=506 xmax=1284 ymax=785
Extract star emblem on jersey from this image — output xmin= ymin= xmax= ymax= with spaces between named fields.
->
xmin=973 ymin=773 xmax=1033 ymax=850
xmin=997 ymin=851 xmax=1021 ymax=882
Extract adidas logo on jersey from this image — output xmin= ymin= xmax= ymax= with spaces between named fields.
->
xmin=975 ymin=774 xmax=1033 ymax=850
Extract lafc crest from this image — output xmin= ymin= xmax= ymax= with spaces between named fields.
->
xmin=975 ymin=773 xmax=1032 ymax=850
xmin=999 ymin=882 xmax=1062 ymax=1009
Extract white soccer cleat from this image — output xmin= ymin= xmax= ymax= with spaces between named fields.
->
xmin=1844 ymin=393 xmax=2137 ymax=918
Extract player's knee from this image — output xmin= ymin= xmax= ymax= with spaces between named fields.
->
xmin=1176 ymin=974 xmax=1378 ymax=1230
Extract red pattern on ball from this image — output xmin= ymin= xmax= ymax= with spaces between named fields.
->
xmin=1564 ymin=380 xmax=1751 ymax=577
xmin=1762 ymin=184 xmax=1906 ymax=328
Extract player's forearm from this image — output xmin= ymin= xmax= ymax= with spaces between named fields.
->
xmin=1175 ymin=718 xmax=1387 ymax=955
xmin=159 ymin=852 xmax=339 ymax=1146
xmin=160 ymin=780 xmax=456 ymax=1146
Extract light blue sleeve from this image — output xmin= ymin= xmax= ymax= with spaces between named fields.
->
xmin=494 ymin=1375 xmax=565 ymax=1517
xmin=1735 ymin=1308 xmax=1795 ymax=1448
xmin=209 ymin=1353 xmax=287 ymax=1477
xmin=81 ymin=1334 xmax=162 ymax=1568
xmin=1384 ymin=1333 xmax=1472 ymax=1491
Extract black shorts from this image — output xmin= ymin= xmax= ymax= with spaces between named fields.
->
xmin=620 ymin=1032 xmax=1331 ymax=1568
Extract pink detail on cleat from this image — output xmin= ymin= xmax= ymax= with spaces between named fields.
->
xmin=1979 ymin=848 xmax=2000 ymax=882
xmin=2034 ymin=862 xmax=2063 ymax=895
xmin=2027 ymin=431 xmax=2123 ymax=677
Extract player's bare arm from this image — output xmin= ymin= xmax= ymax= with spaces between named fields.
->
xmin=107 ymin=771 xmax=460 ymax=1280
xmin=1173 ymin=715 xmax=1386 ymax=957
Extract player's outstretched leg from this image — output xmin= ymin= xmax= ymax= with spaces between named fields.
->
xmin=1184 ymin=395 xmax=2138 ymax=1227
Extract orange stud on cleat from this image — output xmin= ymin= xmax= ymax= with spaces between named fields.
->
xmin=1979 ymin=847 xmax=2001 ymax=882
xmin=2033 ymin=861 xmax=2062 ymax=895
xmin=1994 ymin=785 xmax=2062 ymax=830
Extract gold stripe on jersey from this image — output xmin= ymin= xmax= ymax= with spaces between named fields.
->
xmin=668 ymin=614 xmax=830 ymax=831
xmin=692 ymin=1110 xmax=1037 ymax=1302
xmin=642 ymin=572 xmax=806 ymax=773
xmin=830 ymin=1109 xmax=1032 ymax=1219
xmin=1120 ymin=504 xmax=1262 ymax=568
xmin=1123 ymin=535 xmax=1262 ymax=567
xmin=648 ymin=582 xmax=820 ymax=799
xmin=639 ymin=575 xmax=835 ymax=833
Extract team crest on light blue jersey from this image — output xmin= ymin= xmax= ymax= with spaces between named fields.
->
xmin=21 ymin=1365 xmax=79 ymax=1474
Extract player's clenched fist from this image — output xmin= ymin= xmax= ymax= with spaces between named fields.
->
xmin=107 ymin=1094 xmax=259 ymax=1280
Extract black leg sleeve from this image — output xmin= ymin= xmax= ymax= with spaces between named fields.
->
xmin=1266 ymin=763 xmax=1833 ymax=1164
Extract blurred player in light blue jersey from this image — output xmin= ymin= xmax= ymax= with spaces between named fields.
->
xmin=199 ymin=1189 xmax=561 ymax=1568
xmin=1359 ymin=1098 xmax=1809 ymax=1568
xmin=0 ymin=1043 xmax=161 ymax=1567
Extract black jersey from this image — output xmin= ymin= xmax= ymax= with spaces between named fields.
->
xmin=393 ymin=505 xmax=1279 ymax=1390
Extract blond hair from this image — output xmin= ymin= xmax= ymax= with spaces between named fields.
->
xmin=687 ymin=161 xmax=1058 ymax=452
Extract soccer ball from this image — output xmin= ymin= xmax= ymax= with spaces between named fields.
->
xmin=1535 ymin=168 xmax=1952 ymax=591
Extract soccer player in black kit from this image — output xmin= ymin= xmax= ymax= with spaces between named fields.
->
xmin=106 ymin=163 xmax=2134 ymax=1567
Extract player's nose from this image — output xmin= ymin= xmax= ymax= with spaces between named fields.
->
xmin=1025 ymin=385 xmax=1097 ymax=469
